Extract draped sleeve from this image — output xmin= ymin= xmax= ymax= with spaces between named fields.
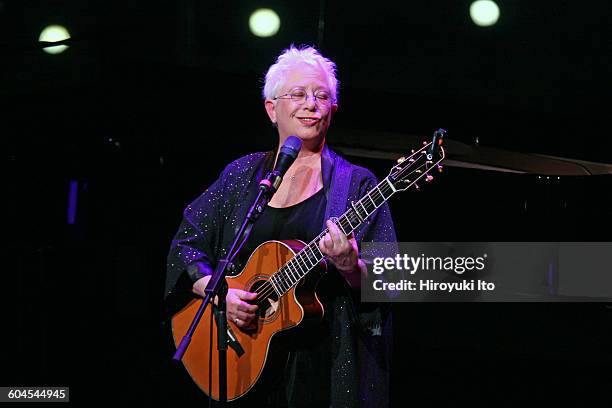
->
xmin=164 ymin=152 xmax=271 ymax=316
xmin=164 ymin=166 xmax=229 ymax=315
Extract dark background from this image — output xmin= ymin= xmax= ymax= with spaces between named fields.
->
xmin=2 ymin=0 xmax=612 ymax=405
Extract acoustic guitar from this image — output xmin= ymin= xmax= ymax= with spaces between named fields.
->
xmin=172 ymin=129 xmax=446 ymax=400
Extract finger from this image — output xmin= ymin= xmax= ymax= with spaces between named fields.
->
xmin=236 ymin=290 xmax=258 ymax=301
xmin=324 ymin=233 xmax=334 ymax=250
xmin=233 ymin=317 xmax=244 ymax=327
xmin=318 ymin=236 xmax=326 ymax=254
xmin=227 ymin=294 xmax=245 ymax=313
xmin=326 ymin=219 xmax=339 ymax=237
xmin=235 ymin=310 xmax=255 ymax=321
xmin=318 ymin=233 xmax=331 ymax=253
xmin=327 ymin=220 xmax=346 ymax=249
xmin=323 ymin=235 xmax=336 ymax=256
xmin=238 ymin=300 xmax=259 ymax=313
xmin=226 ymin=292 xmax=240 ymax=308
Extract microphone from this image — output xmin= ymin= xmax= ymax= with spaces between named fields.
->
xmin=260 ymin=136 xmax=302 ymax=194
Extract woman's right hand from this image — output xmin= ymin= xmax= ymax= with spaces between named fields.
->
xmin=192 ymin=276 xmax=259 ymax=329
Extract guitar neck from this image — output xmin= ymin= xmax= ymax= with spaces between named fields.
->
xmin=268 ymin=177 xmax=396 ymax=296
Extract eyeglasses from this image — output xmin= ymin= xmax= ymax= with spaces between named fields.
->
xmin=273 ymin=89 xmax=333 ymax=106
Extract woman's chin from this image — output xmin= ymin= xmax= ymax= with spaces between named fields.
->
xmin=294 ymin=129 xmax=324 ymax=142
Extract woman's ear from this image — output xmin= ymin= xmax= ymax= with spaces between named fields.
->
xmin=264 ymin=99 xmax=277 ymax=124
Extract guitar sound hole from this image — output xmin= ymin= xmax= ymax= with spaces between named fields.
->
xmin=250 ymin=279 xmax=280 ymax=319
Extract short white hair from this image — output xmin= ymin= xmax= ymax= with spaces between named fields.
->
xmin=263 ymin=44 xmax=339 ymax=103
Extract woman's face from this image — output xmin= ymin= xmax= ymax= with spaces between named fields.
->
xmin=265 ymin=62 xmax=338 ymax=150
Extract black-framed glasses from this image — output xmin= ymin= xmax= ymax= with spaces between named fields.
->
xmin=273 ymin=89 xmax=333 ymax=106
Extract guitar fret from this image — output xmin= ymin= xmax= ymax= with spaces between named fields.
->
xmin=336 ymin=218 xmax=348 ymax=235
xmin=385 ymin=177 xmax=397 ymax=193
xmin=293 ymin=256 xmax=306 ymax=279
xmin=367 ymin=193 xmax=378 ymax=209
xmin=374 ymin=186 xmax=387 ymax=206
xmin=359 ymin=200 xmax=369 ymax=218
xmin=286 ymin=263 xmax=298 ymax=282
xmin=313 ymin=243 xmax=324 ymax=258
xmin=307 ymin=245 xmax=319 ymax=264
xmin=288 ymin=261 xmax=300 ymax=280
xmin=283 ymin=270 xmax=294 ymax=289
xmin=294 ymin=256 xmax=308 ymax=275
xmin=350 ymin=210 xmax=359 ymax=227
xmin=343 ymin=214 xmax=355 ymax=231
xmin=307 ymin=248 xmax=317 ymax=265
xmin=296 ymin=261 xmax=303 ymax=279
xmin=351 ymin=201 xmax=365 ymax=222
xmin=269 ymin=275 xmax=282 ymax=296
xmin=302 ymin=252 xmax=314 ymax=268
xmin=277 ymin=273 xmax=289 ymax=293
xmin=374 ymin=186 xmax=385 ymax=202
xmin=282 ymin=268 xmax=294 ymax=287
xmin=384 ymin=185 xmax=393 ymax=198
xmin=349 ymin=211 xmax=360 ymax=228
xmin=343 ymin=219 xmax=351 ymax=234
xmin=376 ymin=185 xmax=389 ymax=201
xmin=283 ymin=274 xmax=291 ymax=291
xmin=301 ymin=256 xmax=313 ymax=272
xmin=294 ymin=257 xmax=306 ymax=274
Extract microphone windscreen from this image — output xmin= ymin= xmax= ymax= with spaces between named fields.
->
xmin=280 ymin=136 xmax=302 ymax=158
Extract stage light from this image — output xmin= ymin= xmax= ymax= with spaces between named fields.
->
xmin=39 ymin=24 xmax=70 ymax=54
xmin=470 ymin=0 xmax=500 ymax=27
xmin=249 ymin=8 xmax=280 ymax=38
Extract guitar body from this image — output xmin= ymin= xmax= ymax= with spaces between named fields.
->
xmin=171 ymin=240 xmax=326 ymax=401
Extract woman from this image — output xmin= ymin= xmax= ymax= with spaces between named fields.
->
xmin=165 ymin=45 xmax=396 ymax=407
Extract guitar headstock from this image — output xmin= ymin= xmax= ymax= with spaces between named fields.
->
xmin=388 ymin=128 xmax=446 ymax=192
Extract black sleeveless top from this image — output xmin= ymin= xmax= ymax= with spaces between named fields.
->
xmin=241 ymin=187 xmax=327 ymax=258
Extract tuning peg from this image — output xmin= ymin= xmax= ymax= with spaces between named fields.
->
xmin=437 ymin=165 xmax=443 ymax=173
xmin=397 ymin=156 xmax=406 ymax=164
xmin=423 ymin=141 xmax=428 ymax=146
xmin=414 ymin=183 xmax=420 ymax=190
xmin=425 ymin=175 xmax=434 ymax=182
xmin=411 ymin=149 xmax=415 ymax=154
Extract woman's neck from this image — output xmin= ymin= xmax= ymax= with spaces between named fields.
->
xmin=269 ymin=147 xmax=323 ymax=208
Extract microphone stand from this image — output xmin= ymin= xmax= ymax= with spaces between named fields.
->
xmin=173 ymin=170 xmax=283 ymax=405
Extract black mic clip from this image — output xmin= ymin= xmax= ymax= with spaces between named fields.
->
xmin=259 ymin=169 xmax=283 ymax=194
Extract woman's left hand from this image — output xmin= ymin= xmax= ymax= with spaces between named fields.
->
xmin=319 ymin=220 xmax=365 ymax=289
